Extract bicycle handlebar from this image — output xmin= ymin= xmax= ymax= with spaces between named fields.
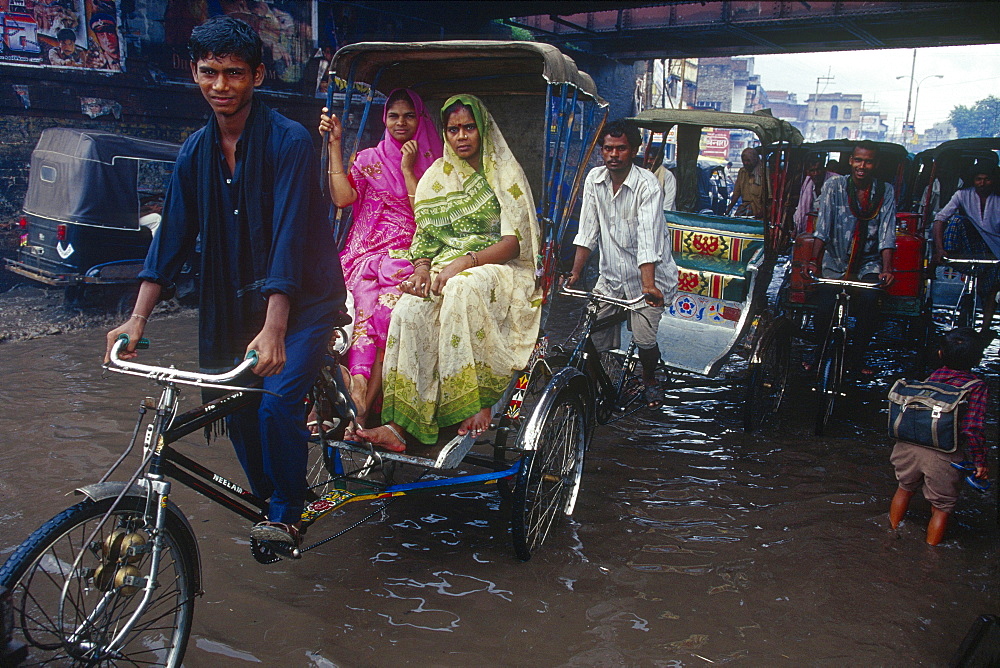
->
xmin=106 ymin=335 xmax=258 ymax=385
xmin=812 ymin=277 xmax=885 ymax=290
xmin=559 ymin=285 xmax=651 ymax=309
xmin=942 ymin=256 xmax=1000 ymax=266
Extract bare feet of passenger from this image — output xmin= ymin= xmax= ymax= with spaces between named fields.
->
xmin=356 ymin=423 xmax=407 ymax=453
xmin=457 ymin=408 xmax=491 ymax=439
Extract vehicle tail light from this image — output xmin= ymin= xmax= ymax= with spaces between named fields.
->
xmin=18 ymin=217 xmax=28 ymax=229
xmin=57 ymin=224 xmax=67 ymax=241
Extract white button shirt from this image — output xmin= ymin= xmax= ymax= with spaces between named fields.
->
xmin=573 ymin=164 xmax=678 ymax=300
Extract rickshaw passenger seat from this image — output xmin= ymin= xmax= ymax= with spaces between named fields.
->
xmin=665 ymin=211 xmax=765 ymax=302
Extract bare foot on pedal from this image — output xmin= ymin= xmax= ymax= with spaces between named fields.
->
xmin=356 ymin=423 xmax=407 ymax=453
xmin=457 ymin=408 xmax=491 ymax=439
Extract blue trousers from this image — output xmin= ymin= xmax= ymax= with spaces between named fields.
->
xmin=226 ymin=319 xmax=332 ymax=524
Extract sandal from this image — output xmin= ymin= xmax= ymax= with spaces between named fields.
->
xmin=249 ymin=521 xmax=302 ymax=547
xmin=644 ymin=381 xmax=664 ymax=408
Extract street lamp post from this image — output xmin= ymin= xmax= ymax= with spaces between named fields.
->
xmin=896 ymin=49 xmax=916 ymax=142
xmin=911 ymin=74 xmax=944 ymax=143
xmin=896 ymin=69 xmax=944 ymax=145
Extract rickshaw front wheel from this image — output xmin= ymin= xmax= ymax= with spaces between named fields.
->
xmin=742 ymin=323 xmax=791 ymax=433
xmin=0 ymin=496 xmax=197 ymax=667
xmin=814 ymin=330 xmax=846 ymax=436
xmin=510 ymin=390 xmax=586 ymax=561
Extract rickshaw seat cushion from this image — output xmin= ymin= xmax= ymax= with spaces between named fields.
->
xmin=675 ymin=264 xmax=749 ymax=302
xmin=672 ymin=252 xmax=750 ymax=278
xmin=665 ymin=211 xmax=765 ymax=302
xmin=664 ymin=211 xmax=765 ymax=237
xmin=666 ymin=214 xmax=764 ymax=266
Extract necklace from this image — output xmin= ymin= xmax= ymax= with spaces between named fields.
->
xmin=847 ymin=178 xmax=883 ymax=221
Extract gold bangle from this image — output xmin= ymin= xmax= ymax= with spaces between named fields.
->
xmin=328 ymin=171 xmax=343 ymax=175
xmin=130 ymin=313 xmax=148 ymax=322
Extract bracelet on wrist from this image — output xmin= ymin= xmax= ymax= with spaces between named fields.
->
xmin=130 ymin=313 xmax=148 ymax=322
xmin=466 ymin=251 xmax=479 ymax=267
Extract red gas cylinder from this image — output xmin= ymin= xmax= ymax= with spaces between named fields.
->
xmin=789 ymin=235 xmax=817 ymax=303
xmin=888 ymin=212 xmax=924 ymax=298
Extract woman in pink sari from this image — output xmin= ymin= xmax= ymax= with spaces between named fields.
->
xmin=319 ymin=89 xmax=442 ymax=425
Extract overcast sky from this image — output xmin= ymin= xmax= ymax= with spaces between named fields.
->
xmin=750 ymin=44 xmax=1000 ymax=134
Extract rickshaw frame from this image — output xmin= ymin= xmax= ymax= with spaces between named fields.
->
xmin=780 ymin=139 xmax=934 ymax=434
xmin=911 ymin=137 xmax=1000 ymax=328
xmin=626 ymin=108 xmax=803 ymax=431
xmin=0 ymin=40 xmax=615 ymax=667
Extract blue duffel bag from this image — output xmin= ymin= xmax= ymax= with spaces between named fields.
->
xmin=887 ymin=378 xmax=983 ymax=452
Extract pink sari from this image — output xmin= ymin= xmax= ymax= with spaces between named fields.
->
xmin=341 ymin=89 xmax=442 ymax=379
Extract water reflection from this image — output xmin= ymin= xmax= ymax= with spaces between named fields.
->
xmin=0 ymin=304 xmax=996 ymax=666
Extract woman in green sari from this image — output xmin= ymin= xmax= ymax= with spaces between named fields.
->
xmin=357 ymin=94 xmax=541 ymax=451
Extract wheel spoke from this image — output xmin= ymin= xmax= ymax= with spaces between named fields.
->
xmin=2 ymin=498 xmax=195 ymax=666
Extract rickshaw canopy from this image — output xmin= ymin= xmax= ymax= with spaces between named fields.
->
xmin=628 ymin=108 xmax=803 ymax=145
xmin=916 ymin=137 xmax=1000 ymax=160
xmin=330 ymin=40 xmax=606 ymax=104
xmin=801 ymin=139 xmax=910 ymax=162
xmin=911 ymin=137 xmax=1000 ymax=215
xmin=23 ymin=128 xmax=179 ymax=230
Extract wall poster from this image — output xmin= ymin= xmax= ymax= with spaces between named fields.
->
xmin=156 ymin=0 xmax=316 ymax=93
xmin=0 ymin=0 xmax=123 ymax=71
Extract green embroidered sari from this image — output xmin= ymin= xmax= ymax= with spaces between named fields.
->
xmin=382 ymin=95 xmax=542 ymax=445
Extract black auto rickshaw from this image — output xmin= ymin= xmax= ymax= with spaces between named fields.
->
xmin=5 ymin=128 xmax=181 ymax=306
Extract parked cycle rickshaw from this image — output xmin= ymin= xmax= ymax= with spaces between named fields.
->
xmin=0 ymin=41 xmax=615 ymax=666
xmin=911 ymin=137 xmax=1000 ymax=329
xmin=781 ymin=140 xmax=933 ymax=434
xmin=625 ymin=109 xmax=802 ymax=432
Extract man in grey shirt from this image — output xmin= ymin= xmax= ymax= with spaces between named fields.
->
xmin=567 ymin=119 xmax=678 ymax=406
xmin=809 ymin=140 xmax=896 ymax=375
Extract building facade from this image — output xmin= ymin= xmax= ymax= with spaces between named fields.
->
xmin=804 ymin=92 xmax=863 ymax=142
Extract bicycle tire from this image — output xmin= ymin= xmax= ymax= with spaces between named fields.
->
xmin=956 ymin=290 xmax=977 ymax=329
xmin=814 ymin=331 xmax=845 ymax=436
xmin=0 ymin=495 xmax=198 ymax=667
xmin=595 ymin=350 xmax=643 ymax=424
xmin=742 ymin=327 xmax=791 ymax=433
xmin=510 ymin=390 xmax=586 ymax=561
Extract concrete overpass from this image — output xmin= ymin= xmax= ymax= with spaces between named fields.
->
xmin=374 ymin=1 xmax=999 ymax=60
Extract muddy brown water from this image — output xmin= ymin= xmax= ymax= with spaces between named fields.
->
xmin=0 ymin=302 xmax=997 ymax=666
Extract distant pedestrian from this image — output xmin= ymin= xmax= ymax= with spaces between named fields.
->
xmin=793 ymin=155 xmax=837 ymax=235
xmin=888 ymin=328 xmax=989 ymax=545
xmin=726 ymin=147 xmax=766 ymax=219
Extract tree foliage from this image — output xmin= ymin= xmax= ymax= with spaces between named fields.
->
xmin=949 ymin=96 xmax=1000 ymax=138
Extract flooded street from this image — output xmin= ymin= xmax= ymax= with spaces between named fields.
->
xmin=0 ymin=299 xmax=997 ymax=666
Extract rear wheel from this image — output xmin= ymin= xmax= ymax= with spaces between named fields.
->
xmin=743 ymin=325 xmax=791 ymax=433
xmin=595 ymin=350 xmax=643 ymax=423
xmin=956 ymin=289 xmax=977 ymax=329
xmin=814 ymin=330 xmax=846 ymax=436
xmin=0 ymin=496 xmax=197 ymax=667
xmin=510 ymin=390 xmax=586 ymax=561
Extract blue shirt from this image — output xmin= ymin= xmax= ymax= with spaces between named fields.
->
xmin=139 ymin=106 xmax=343 ymax=333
